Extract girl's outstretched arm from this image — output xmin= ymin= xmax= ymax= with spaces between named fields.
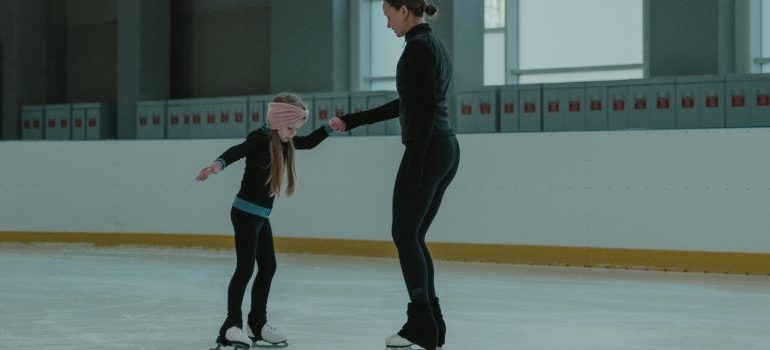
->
xmin=293 ymin=123 xmax=334 ymax=150
xmin=196 ymin=133 xmax=259 ymax=181
xmin=195 ymin=161 xmax=222 ymax=182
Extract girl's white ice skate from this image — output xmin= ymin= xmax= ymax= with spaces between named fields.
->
xmin=247 ymin=322 xmax=288 ymax=348
xmin=211 ymin=326 xmax=252 ymax=349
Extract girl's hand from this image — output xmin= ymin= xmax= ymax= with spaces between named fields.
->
xmin=328 ymin=117 xmax=347 ymax=132
xmin=195 ymin=162 xmax=221 ymax=182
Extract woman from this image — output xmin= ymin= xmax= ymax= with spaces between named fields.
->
xmin=329 ymin=1 xmax=459 ymax=349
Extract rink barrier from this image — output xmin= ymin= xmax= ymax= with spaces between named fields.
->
xmin=1 ymin=231 xmax=769 ymax=276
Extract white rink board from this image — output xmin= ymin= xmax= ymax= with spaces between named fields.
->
xmin=2 ymin=128 xmax=770 ymax=253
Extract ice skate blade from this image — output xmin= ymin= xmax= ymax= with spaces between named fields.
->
xmin=252 ymin=340 xmax=288 ymax=348
xmin=385 ymin=345 xmax=425 ymax=350
xmin=210 ymin=342 xmax=251 ymax=350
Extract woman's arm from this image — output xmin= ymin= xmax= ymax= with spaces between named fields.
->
xmin=339 ymin=99 xmax=400 ymax=131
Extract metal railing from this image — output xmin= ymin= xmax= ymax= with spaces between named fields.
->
xmin=510 ymin=63 xmax=643 ymax=76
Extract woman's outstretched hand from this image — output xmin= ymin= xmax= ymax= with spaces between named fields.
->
xmin=196 ymin=162 xmax=222 ymax=182
xmin=328 ymin=117 xmax=347 ymax=132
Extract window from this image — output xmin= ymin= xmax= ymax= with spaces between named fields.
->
xmin=762 ymin=0 xmax=770 ymax=72
xmin=484 ymin=0 xmax=506 ymax=86
xmin=487 ymin=0 xmax=643 ymax=85
xmin=363 ymin=0 xmax=645 ymax=89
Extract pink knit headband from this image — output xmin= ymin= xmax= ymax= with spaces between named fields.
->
xmin=267 ymin=102 xmax=309 ymax=130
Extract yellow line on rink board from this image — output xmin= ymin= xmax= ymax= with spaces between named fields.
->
xmin=1 ymin=231 xmax=769 ymax=276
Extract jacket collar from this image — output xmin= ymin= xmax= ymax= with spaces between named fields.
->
xmin=405 ymin=23 xmax=431 ymax=41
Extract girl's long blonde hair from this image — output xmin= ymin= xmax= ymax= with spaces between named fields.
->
xmin=266 ymin=92 xmax=306 ymax=198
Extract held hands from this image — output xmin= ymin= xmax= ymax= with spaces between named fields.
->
xmin=328 ymin=117 xmax=347 ymax=132
xmin=195 ymin=162 xmax=222 ymax=182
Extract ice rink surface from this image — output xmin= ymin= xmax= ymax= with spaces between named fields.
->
xmin=1 ymin=243 xmax=769 ymax=350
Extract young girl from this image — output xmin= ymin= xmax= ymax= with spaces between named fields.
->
xmin=197 ymin=92 xmax=333 ymax=349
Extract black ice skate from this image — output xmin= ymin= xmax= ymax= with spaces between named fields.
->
xmin=385 ymin=301 xmax=438 ymax=350
xmin=430 ymin=297 xmax=446 ymax=348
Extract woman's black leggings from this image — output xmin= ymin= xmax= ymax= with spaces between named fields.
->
xmin=226 ymin=207 xmax=276 ymax=327
xmin=392 ymin=135 xmax=460 ymax=302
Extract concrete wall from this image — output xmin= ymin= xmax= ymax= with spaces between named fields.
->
xmin=647 ymin=0 xmax=735 ymax=76
xmin=734 ymin=0 xmax=762 ymax=74
xmin=46 ymin=0 xmax=68 ymax=104
xmin=270 ymin=0 xmax=349 ymax=93
xmin=0 ymin=0 xmax=49 ymax=140
xmin=67 ymin=0 xmax=118 ymax=103
xmin=433 ymin=0 xmax=484 ymax=91
xmin=171 ymin=1 xmax=270 ymax=98
xmin=0 ymin=0 xmax=764 ymax=140
xmin=117 ymin=0 xmax=171 ymax=139
xmin=2 ymin=130 xmax=770 ymax=254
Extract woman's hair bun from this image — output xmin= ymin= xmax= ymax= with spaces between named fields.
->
xmin=424 ymin=4 xmax=437 ymax=16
